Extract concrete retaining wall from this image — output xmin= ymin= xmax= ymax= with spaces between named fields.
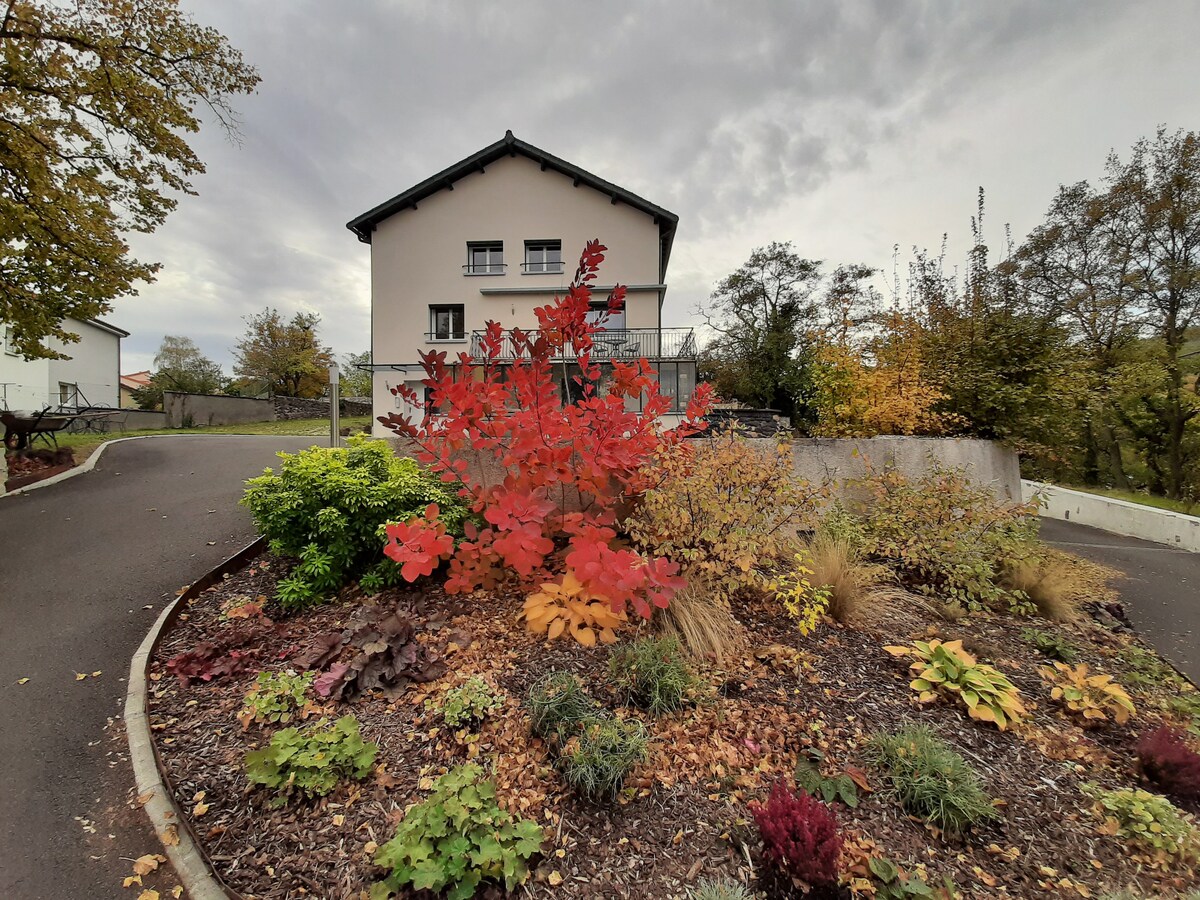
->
xmin=164 ymin=392 xmax=274 ymax=428
xmin=1023 ymin=480 xmax=1200 ymax=552
xmin=387 ymin=433 xmax=1021 ymax=505
xmin=122 ymin=409 xmax=168 ymax=431
xmin=786 ymin=436 xmax=1022 ymax=502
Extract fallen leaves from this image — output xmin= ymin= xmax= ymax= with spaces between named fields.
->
xmin=16 ymin=677 xmax=30 ymax=685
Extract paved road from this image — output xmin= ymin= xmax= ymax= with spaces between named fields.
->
xmin=1040 ymin=518 xmax=1200 ymax=683
xmin=0 ymin=436 xmax=319 ymax=900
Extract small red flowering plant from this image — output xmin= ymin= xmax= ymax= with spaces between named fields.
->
xmin=750 ymin=779 xmax=843 ymax=887
xmin=378 ymin=240 xmax=715 ymax=639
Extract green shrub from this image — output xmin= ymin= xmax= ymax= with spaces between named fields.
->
xmin=851 ymin=464 xmax=1039 ymax=611
xmin=1120 ymin=645 xmax=1184 ymax=690
xmin=559 ymin=716 xmax=649 ymax=798
xmin=238 ymin=669 xmax=314 ymax=728
xmin=868 ymin=857 xmax=953 ymax=899
xmin=244 ymin=715 xmax=376 ymax=806
xmin=1021 ymin=628 xmax=1079 ymax=663
xmin=687 ymin=875 xmax=756 ymax=900
xmin=1083 ymin=784 xmax=1198 ymax=861
xmin=241 ymin=436 xmax=466 ymax=610
xmin=527 ymin=672 xmax=602 ymax=744
xmin=373 ymin=763 xmax=543 ymax=900
xmin=867 ymin=726 xmax=998 ymax=835
xmin=430 ymin=677 xmax=504 ymax=730
xmin=609 ymin=635 xmax=697 ymax=715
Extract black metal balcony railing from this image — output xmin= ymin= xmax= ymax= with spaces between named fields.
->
xmin=468 ymin=327 xmax=697 ymax=361
xmin=462 ymin=263 xmax=506 ymax=275
xmin=520 ymin=261 xmax=565 ymax=274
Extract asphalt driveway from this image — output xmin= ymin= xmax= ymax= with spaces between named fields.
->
xmin=1040 ymin=517 xmax=1200 ymax=683
xmin=0 ymin=435 xmax=318 ymax=900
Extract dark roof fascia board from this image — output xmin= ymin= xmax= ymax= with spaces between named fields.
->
xmin=346 ymin=131 xmax=679 ymax=275
xmin=82 ymin=317 xmax=130 ymax=338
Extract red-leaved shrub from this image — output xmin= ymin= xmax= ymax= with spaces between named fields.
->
xmin=1137 ymin=726 xmax=1200 ymax=803
xmin=750 ymin=780 xmax=842 ymax=886
xmin=379 ymin=240 xmax=715 ymax=621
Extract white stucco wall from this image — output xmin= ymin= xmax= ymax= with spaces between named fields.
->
xmin=367 ymin=153 xmax=666 ymax=434
xmin=0 ymin=318 xmax=122 ymax=410
xmin=1023 ymin=480 xmax=1200 ymax=552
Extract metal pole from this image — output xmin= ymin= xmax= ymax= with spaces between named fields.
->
xmin=329 ymin=361 xmax=340 ymax=448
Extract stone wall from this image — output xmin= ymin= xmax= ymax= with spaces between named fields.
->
xmin=703 ymin=408 xmax=790 ymax=437
xmin=273 ymin=396 xmax=372 ymax=421
xmin=1024 ymin=480 xmax=1200 ymax=552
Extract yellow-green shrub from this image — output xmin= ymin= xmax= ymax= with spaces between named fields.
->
xmin=1040 ymin=662 xmax=1135 ymax=726
xmin=627 ymin=430 xmax=821 ymax=600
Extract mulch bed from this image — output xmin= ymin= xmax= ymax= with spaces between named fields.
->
xmin=4 ymin=448 xmax=74 ymax=490
xmin=148 ymin=555 xmax=1200 ymax=899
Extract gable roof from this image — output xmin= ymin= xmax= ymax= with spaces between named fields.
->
xmin=346 ymin=130 xmax=679 ymax=280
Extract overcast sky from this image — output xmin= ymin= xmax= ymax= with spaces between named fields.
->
xmin=114 ymin=0 xmax=1200 ymax=374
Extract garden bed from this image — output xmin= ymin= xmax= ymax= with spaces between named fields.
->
xmin=148 ymin=551 xmax=1200 ymax=900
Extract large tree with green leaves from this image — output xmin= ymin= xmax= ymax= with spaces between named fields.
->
xmin=697 ymin=242 xmax=823 ymax=420
xmin=340 ymin=350 xmax=372 ymax=397
xmin=0 ymin=0 xmax=259 ymax=359
xmin=234 ymin=309 xmax=332 ymax=399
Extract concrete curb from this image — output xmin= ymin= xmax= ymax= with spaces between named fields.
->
xmin=4 ymin=432 xmax=326 ymax=498
xmin=124 ymin=539 xmax=266 ymax=900
xmin=1025 ymin=479 xmax=1200 ymax=553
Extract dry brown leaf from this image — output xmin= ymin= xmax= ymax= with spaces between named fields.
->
xmin=132 ymin=854 xmax=165 ymax=876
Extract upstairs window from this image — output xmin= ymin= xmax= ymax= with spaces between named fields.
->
xmin=524 ymin=240 xmax=563 ymax=274
xmin=3 ymin=325 xmax=17 ymax=356
xmin=465 ymin=241 xmax=504 ymax=274
xmin=429 ymin=304 xmax=466 ymax=341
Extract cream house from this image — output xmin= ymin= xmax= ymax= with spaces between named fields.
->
xmin=347 ymin=130 xmax=697 ymax=434
xmin=1 ymin=317 xmax=127 ymax=411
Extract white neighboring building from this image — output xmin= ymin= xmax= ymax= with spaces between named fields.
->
xmin=347 ymin=130 xmax=697 ymax=435
xmin=1 ymin=318 xmax=128 ymax=411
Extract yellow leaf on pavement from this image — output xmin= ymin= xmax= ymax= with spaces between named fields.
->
xmin=132 ymin=854 xmax=165 ymax=876
xmin=16 ymin=677 xmax=29 ymax=685
xmin=137 ymin=891 xmax=160 ymax=900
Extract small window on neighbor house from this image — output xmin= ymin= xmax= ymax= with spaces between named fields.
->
xmin=59 ymin=382 xmax=77 ymax=406
xmin=429 ymin=304 xmax=466 ymax=341
xmin=524 ymin=240 xmax=563 ymax=273
xmin=465 ymin=241 xmax=503 ymax=274
xmin=3 ymin=326 xmax=17 ymax=356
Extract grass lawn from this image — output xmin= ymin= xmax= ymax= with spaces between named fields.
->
xmin=52 ymin=416 xmax=373 ymax=464
xmin=1066 ymin=484 xmax=1198 ymax=517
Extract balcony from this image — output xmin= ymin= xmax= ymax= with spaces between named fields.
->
xmin=469 ymin=327 xmax=697 ymax=362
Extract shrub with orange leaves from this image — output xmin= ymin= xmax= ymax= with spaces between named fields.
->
xmin=522 ymin=572 xmax=625 ymax=646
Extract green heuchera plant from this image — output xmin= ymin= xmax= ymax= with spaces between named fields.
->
xmin=1083 ymin=784 xmax=1198 ymax=860
xmin=238 ymin=669 xmax=314 ymax=729
xmin=241 ymin=436 xmax=467 ymax=610
xmin=431 ymin=677 xmax=504 ymax=730
xmin=372 ymin=763 xmax=544 ymax=900
xmin=1021 ymin=628 xmax=1079 ymax=663
xmin=244 ymin=715 xmax=377 ymax=806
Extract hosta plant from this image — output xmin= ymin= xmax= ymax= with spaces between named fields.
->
xmin=430 ymin=677 xmax=504 ymax=730
xmin=1082 ymin=784 xmax=1198 ymax=861
xmin=373 ymin=764 xmax=544 ymax=900
xmin=1039 ymin=662 xmax=1135 ymax=726
xmin=885 ymin=639 xmax=1026 ymax=730
xmin=522 ymin=571 xmax=625 ymax=647
xmin=243 ymin=715 xmax=377 ymax=806
xmin=238 ymin=669 xmax=315 ymax=729
xmin=379 ymin=240 xmax=713 ymax=623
